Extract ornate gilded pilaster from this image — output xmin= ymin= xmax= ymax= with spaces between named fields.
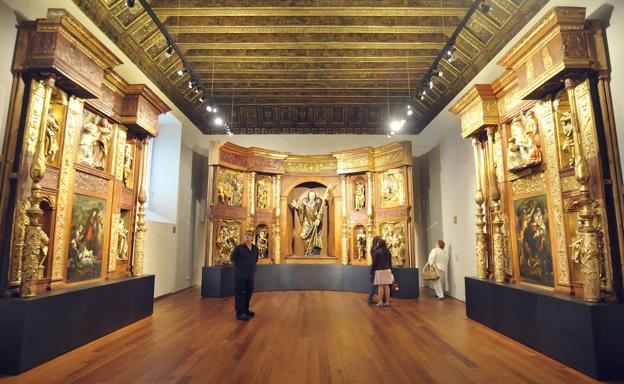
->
xmin=365 ymin=171 xmax=374 ymax=264
xmin=487 ymin=126 xmax=506 ymax=283
xmin=50 ymin=95 xmax=83 ymax=281
xmin=340 ymin=175 xmax=349 ymax=265
xmin=272 ymin=174 xmax=281 ymax=264
xmin=20 ymin=77 xmax=55 ymax=297
xmin=566 ymin=79 xmax=601 ymax=302
xmin=472 ymin=138 xmax=488 ymax=279
xmin=133 ymin=138 xmax=149 ymax=276
xmin=248 ymin=171 xmax=255 ymax=231
xmin=109 ymin=213 xmax=121 ymax=272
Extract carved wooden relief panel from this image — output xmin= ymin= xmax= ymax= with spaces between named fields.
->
xmin=217 ymin=168 xmax=245 ymax=207
xmin=215 ymin=220 xmax=241 ymax=265
xmin=380 ymin=168 xmax=405 ymax=208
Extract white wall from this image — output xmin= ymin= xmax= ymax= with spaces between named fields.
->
xmin=0 ymin=1 xmax=17 ymax=152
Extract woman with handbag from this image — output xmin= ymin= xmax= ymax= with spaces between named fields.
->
xmin=371 ymin=239 xmax=393 ymax=307
xmin=426 ymin=240 xmax=449 ymax=299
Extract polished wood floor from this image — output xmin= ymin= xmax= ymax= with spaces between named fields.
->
xmin=0 ymin=288 xmax=597 ymax=384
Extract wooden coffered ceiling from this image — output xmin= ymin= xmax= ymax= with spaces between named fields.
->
xmin=74 ymin=0 xmax=547 ymax=134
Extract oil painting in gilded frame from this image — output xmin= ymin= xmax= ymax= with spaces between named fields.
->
xmin=514 ymin=195 xmax=554 ymax=287
xmin=67 ymin=194 xmax=107 ymax=283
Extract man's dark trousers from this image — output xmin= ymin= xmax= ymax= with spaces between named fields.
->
xmin=235 ymin=277 xmax=254 ymax=315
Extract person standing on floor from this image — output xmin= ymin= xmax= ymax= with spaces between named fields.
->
xmin=427 ymin=240 xmax=449 ymax=299
xmin=231 ymin=230 xmax=259 ymax=321
xmin=367 ymin=236 xmax=382 ymax=304
xmin=371 ymin=239 xmax=393 ymax=307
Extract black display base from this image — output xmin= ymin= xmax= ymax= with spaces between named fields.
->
xmin=0 ymin=275 xmax=155 ymax=375
xmin=465 ymin=277 xmax=624 ymax=380
xmin=202 ymin=265 xmax=419 ymax=299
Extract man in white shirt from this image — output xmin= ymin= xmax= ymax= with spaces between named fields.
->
xmin=427 ymin=240 xmax=449 ymax=299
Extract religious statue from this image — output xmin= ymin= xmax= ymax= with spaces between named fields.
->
xmin=44 ymin=108 xmax=60 ymax=162
xmin=123 ymin=144 xmax=133 ymax=188
xmin=291 ymin=185 xmax=332 ymax=256
xmin=356 ymin=229 xmax=366 ymax=260
xmin=93 ymin=118 xmax=112 ymax=170
xmin=37 ymin=227 xmax=50 ymax=279
xmin=560 ymin=111 xmax=575 ymax=166
xmin=217 ymin=170 xmax=244 ymax=207
xmin=354 ymin=180 xmax=365 ymax=211
xmin=381 ymin=222 xmax=406 ymax=266
xmin=257 ymin=179 xmax=269 ymax=209
xmin=117 ymin=218 xmax=129 ymax=261
xmin=506 ymin=113 xmax=542 ymax=172
xmin=256 ymin=228 xmax=269 ymax=258
xmin=78 ymin=114 xmax=100 ymax=167
xmin=380 ymin=169 xmax=405 ymax=208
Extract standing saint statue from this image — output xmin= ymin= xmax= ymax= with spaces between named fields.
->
xmin=291 ymin=185 xmax=332 ymax=256
xmin=44 ymin=108 xmax=60 ymax=162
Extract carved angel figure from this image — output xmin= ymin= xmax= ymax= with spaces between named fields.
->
xmin=93 ymin=118 xmax=113 ymax=170
xmin=354 ymin=181 xmax=365 ymax=211
xmin=44 ymin=108 xmax=60 ymax=162
xmin=560 ymin=111 xmax=576 ymax=166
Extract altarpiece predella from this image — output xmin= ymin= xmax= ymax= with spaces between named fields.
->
xmin=0 ymin=10 xmax=169 ymax=298
xmin=451 ymin=7 xmax=624 ymax=302
xmin=206 ymin=141 xmax=416 ymax=268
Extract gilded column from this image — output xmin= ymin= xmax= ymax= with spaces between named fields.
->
xmin=340 ymin=175 xmax=349 ymax=265
xmin=365 ymin=171 xmax=374 ymax=264
xmin=133 ymin=138 xmax=149 ymax=276
xmin=50 ymin=95 xmax=83 ymax=282
xmin=472 ymin=138 xmax=488 ymax=279
xmin=109 ymin=128 xmax=127 ymax=273
xmin=566 ymin=79 xmax=601 ymax=302
xmin=20 ymin=77 xmax=55 ymax=297
xmin=272 ymin=174 xmax=281 ymax=264
xmin=8 ymin=80 xmax=46 ymax=289
xmin=486 ymin=126 xmax=505 ymax=283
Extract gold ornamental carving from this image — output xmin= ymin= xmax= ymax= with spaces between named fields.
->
xmin=285 ymin=159 xmax=336 ymax=173
xmin=8 ymin=200 xmax=30 ymax=286
xmin=375 ymin=150 xmax=403 ymax=169
xmin=74 ymin=171 xmax=109 ymax=196
xmin=273 ymin=174 xmax=282 ymax=264
xmin=574 ymin=80 xmax=598 ymax=160
xmin=380 ymin=222 xmax=406 ymax=267
xmin=511 ymin=172 xmax=546 ymax=195
xmin=506 ymin=111 xmax=542 ymax=172
xmin=336 ymin=155 xmax=370 ymax=172
xmin=537 ymin=99 xmax=570 ymax=285
xmin=493 ymin=129 xmax=505 ymax=183
xmin=340 ymin=176 xmax=349 ymax=265
xmin=51 ymin=95 xmax=84 ymax=281
xmin=217 ymin=168 xmax=245 ymax=207
xmin=256 ymin=176 xmax=271 ymax=209
xmin=108 ymin=212 xmax=120 ymax=272
xmin=21 ymin=78 xmax=55 ymax=297
xmin=115 ymin=128 xmax=127 ymax=181
xmin=215 ymin=220 xmax=241 ymax=265
xmin=561 ymin=175 xmax=580 ymax=192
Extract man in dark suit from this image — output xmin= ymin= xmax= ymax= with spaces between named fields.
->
xmin=231 ymin=230 xmax=259 ymax=321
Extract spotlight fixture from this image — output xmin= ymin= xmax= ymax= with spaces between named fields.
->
xmin=436 ymin=70 xmax=444 ymax=77
xmin=390 ymin=120 xmax=402 ymax=132
xmin=194 ymin=88 xmax=200 ymax=94
xmin=188 ymin=80 xmax=193 ymax=89
xmin=407 ymin=109 xmax=413 ymax=116
xmin=198 ymin=96 xmax=204 ymax=103
xmin=481 ymin=3 xmax=492 ymax=13
xmin=214 ymin=117 xmax=224 ymax=126
xmin=176 ymin=68 xmax=185 ymax=76
xmin=126 ymin=0 xmax=135 ymax=7
xmin=445 ymin=45 xmax=455 ymax=59
xmin=406 ymin=104 xmax=412 ymax=110
xmin=420 ymin=94 xmax=425 ymax=100
xmin=429 ymin=79 xmax=434 ymax=89
xmin=206 ymin=105 xmax=213 ymax=112
xmin=212 ymin=106 xmax=218 ymax=113
xmin=164 ymin=45 xmax=174 ymax=58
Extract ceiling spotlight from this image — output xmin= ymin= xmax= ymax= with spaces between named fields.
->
xmin=421 ymin=89 xmax=427 ymax=96
xmin=164 ymin=45 xmax=174 ymax=58
xmin=206 ymin=105 xmax=213 ymax=112
xmin=177 ymin=69 xmax=185 ymax=76
xmin=407 ymin=109 xmax=413 ymax=116
xmin=212 ymin=106 xmax=218 ymax=113
xmin=199 ymin=96 xmax=204 ymax=102
xmin=194 ymin=88 xmax=200 ymax=94
xmin=188 ymin=81 xmax=193 ymax=89
xmin=437 ymin=70 xmax=444 ymax=77
xmin=420 ymin=94 xmax=425 ymax=100
xmin=429 ymin=80 xmax=434 ymax=89
xmin=126 ymin=0 xmax=135 ymax=7
xmin=406 ymin=104 xmax=412 ymax=110
xmin=400 ymin=119 xmax=406 ymax=125
xmin=386 ymin=133 xmax=392 ymax=138
xmin=390 ymin=120 xmax=402 ymax=132
xmin=481 ymin=3 xmax=492 ymax=13
xmin=214 ymin=117 xmax=224 ymax=126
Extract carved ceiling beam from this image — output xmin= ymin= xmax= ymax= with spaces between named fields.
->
xmin=152 ymin=7 xmax=470 ymax=18
xmin=178 ymin=42 xmax=445 ymax=50
xmin=184 ymin=49 xmax=441 ymax=59
xmin=165 ymin=26 xmax=452 ymax=34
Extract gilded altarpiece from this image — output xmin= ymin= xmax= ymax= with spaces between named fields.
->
xmin=451 ymin=7 xmax=624 ymax=301
xmin=207 ymin=141 xmax=415 ymax=268
xmin=0 ymin=10 xmax=169 ymax=297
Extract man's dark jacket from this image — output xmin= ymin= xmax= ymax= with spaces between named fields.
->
xmin=231 ymin=243 xmax=259 ymax=280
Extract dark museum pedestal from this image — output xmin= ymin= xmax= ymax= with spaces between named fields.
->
xmin=465 ymin=277 xmax=624 ymax=380
xmin=0 ymin=275 xmax=155 ymax=375
xmin=202 ymin=265 xmax=419 ymax=299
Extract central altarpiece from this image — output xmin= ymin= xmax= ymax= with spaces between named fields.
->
xmin=206 ymin=141 xmax=416 ymax=268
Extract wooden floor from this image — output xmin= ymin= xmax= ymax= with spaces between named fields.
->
xmin=0 ymin=288 xmax=597 ymax=384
